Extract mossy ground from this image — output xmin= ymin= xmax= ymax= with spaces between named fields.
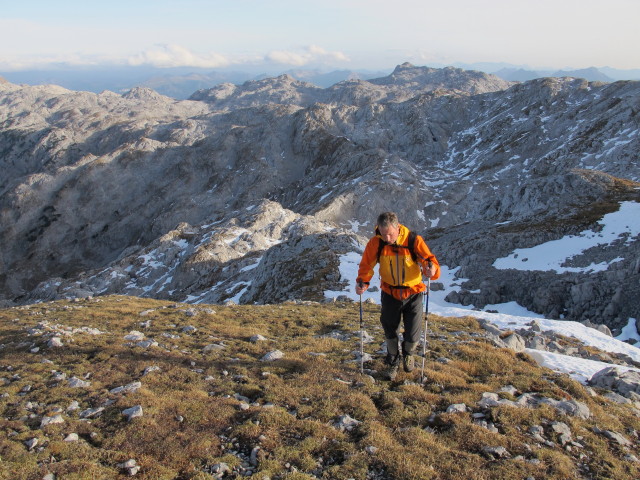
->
xmin=1 ymin=296 xmax=639 ymax=479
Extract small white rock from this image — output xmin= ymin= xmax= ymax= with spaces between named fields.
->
xmin=40 ymin=415 xmax=65 ymax=427
xmin=64 ymin=433 xmax=79 ymax=442
xmin=122 ymin=405 xmax=143 ymax=421
xmin=142 ymin=366 xmax=160 ymax=375
xmin=260 ymin=350 xmax=284 ymax=362
xmin=79 ymin=407 xmax=104 ymax=418
xmin=446 ymin=403 xmax=467 ymax=414
xmin=110 ymin=381 xmax=142 ymax=394
xmin=203 ymin=343 xmax=226 ymax=352
xmin=124 ymin=331 xmax=145 ymax=341
xmin=48 ymin=337 xmax=63 ymax=348
xmin=25 ymin=437 xmax=38 ymax=450
xmin=68 ymin=377 xmax=91 ymax=388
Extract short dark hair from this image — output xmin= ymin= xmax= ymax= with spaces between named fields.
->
xmin=377 ymin=212 xmax=399 ymax=228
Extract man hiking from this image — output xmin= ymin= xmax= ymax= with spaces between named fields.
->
xmin=355 ymin=212 xmax=440 ymax=380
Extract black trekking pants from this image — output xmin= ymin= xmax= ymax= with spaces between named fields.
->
xmin=380 ymin=290 xmax=423 ymax=355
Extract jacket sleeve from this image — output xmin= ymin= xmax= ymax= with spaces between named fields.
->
xmin=356 ymin=237 xmax=380 ymax=285
xmin=414 ymin=235 xmax=441 ymax=280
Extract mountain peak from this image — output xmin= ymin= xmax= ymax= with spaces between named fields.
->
xmin=122 ymin=86 xmax=168 ymax=101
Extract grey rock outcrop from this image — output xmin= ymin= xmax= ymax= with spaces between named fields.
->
xmin=589 ymin=367 xmax=640 ymax=399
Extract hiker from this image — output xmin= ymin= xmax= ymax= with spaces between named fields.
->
xmin=355 ymin=212 xmax=440 ymax=380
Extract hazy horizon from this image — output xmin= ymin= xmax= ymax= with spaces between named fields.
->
xmin=2 ymin=0 xmax=639 ymax=74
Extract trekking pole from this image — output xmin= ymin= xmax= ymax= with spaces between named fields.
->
xmin=420 ymin=272 xmax=431 ymax=384
xmin=358 ymin=282 xmax=364 ymax=374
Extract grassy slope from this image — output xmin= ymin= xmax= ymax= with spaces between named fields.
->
xmin=1 ymin=296 xmax=639 ymax=480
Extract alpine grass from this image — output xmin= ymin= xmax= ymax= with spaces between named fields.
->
xmin=1 ymin=296 xmax=639 ymax=479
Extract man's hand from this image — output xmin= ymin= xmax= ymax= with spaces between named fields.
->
xmin=355 ymin=282 xmax=368 ymax=295
xmin=422 ymin=262 xmax=437 ymax=280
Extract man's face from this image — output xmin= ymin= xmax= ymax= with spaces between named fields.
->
xmin=378 ymin=224 xmax=399 ymax=244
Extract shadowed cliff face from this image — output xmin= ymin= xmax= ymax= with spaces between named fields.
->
xmin=0 ymin=66 xmax=639 ymax=329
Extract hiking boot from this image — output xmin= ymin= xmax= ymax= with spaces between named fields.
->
xmin=384 ymin=354 xmax=400 ymax=381
xmin=403 ymin=354 xmax=415 ymax=373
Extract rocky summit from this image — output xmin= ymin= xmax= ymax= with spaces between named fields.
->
xmin=0 ymin=63 xmax=638 ymax=332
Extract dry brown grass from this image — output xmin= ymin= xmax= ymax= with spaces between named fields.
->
xmin=1 ymin=296 xmax=639 ymax=479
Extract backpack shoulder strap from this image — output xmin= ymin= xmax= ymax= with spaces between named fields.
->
xmin=407 ymin=230 xmax=418 ymax=262
xmin=376 ymin=237 xmax=385 ymax=263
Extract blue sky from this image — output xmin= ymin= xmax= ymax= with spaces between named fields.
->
xmin=1 ymin=0 xmax=639 ymax=71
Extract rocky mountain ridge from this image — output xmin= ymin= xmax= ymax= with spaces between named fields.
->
xmin=1 ymin=64 xmax=638 ymax=333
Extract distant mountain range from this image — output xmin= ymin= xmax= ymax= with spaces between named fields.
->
xmin=1 ymin=63 xmax=639 ymax=99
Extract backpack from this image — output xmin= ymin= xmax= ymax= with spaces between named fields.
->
xmin=376 ymin=229 xmax=418 ymax=263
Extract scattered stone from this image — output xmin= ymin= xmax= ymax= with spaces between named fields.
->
xmin=208 ymin=462 xmax=231 ymax=478
xmin=498 ymin=385 xmax=519 ymax=396
xmin=79 ymin=407 xmax=105 ymax=419
xmin=64 ymin=433 xmax=79 ymax=442
xmin=41 ymin=414 xmax=65 ymax=427
xmin=51 ymin=371 xmax=67 ymax=382
xmin=473 ymin=419 xmax=499 ymax=433
xmin=529 ymin=320 xmax=543 ymax=332
xmin=550 ymin=399 xmax=591 ymax=420
xmin=67 ymin=400 xmax=80 ymax=411
xmin=352 ymin=351 xmax=374 ymax=363
xmin=446 ymin=403 xmax=467 ymax=414
xmin=203 ymin=343 xmax=226 ymax=352
xmin=529 ymin=425 xmax=546 ymax=443
xmin=139 ymin=309 xmax=155 ymax=316
xmin=594 ymin=428 xmax=633 ymax=447
xmin=481 ymin=446 xmax=510 ymax=459
xmin=25 ymin=438 xmax=38 ymax=450
xmin=604 ymin=392 xmax=631 ymax=404
xmin=478 ymin=392 xmax=501 ymax=409
xmin=136 ymin=339 xmax=158 ymax=348
xmin=589 ymin=367 xmax=640 ymax=399
xmin=117 ymin=459 xmax=141 ymax=476
xmin=250 ymin=334 xmax=267 ymax=342
xmin=261 ymin=350 xmax=284 ymax=362
xmin=365 ymin=446 xmax=378 ymax=455
xmin=122 ymin=405 xmax=144 ymax=421
xmin=110 ymin=381 xmax=142 ymax=394
xmin=124 ymin=331 xmax=145 ymax=341
xmin=250 ymin=446 xmax=261 ymax=466
xmin=182 ymin=325 xmax=197 ymax=333
xmin=142 ymin=366 xmax=161 ymax=375
xmin=502 ymin=333 xmax=526 ymax=352
xmin=48 ymin=337 xmax=63 ymax=348
xmin=68 ymin=377 xmax=91 ymax=388
xmin=581 ymin=320 xmax=613 ymax=337
xmin=332 ymin=414 xmax=361 ymax=432
xmin=550 ymin=422 xmax=573 ymax=445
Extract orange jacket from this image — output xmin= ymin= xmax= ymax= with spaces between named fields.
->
xmin=356 ymin=224 xmax=440 ymax=300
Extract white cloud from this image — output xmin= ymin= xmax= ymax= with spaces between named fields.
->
xmin=127 ymin=44 xmax=230 ymax=68
xmin=265 ymin=45 xmax=349 ymax=66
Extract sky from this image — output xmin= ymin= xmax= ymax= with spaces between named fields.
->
xmin=1 ymin=0 xmax=639 ymax=73
xmin=324 ymin=199 xmax=640 ymax=384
